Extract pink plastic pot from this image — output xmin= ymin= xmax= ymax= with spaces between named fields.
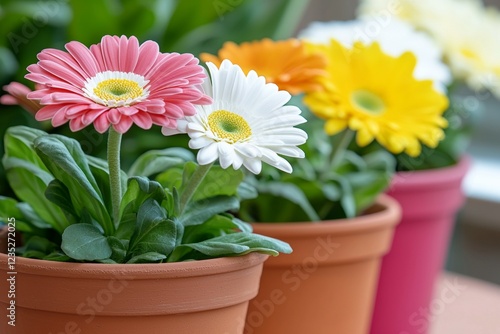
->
xmin=370 ymin=157 xmax=470 ymax=334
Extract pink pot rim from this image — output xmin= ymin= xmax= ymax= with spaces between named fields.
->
xmin=251 ymin=194 xmax=401 ymax=237
xmin=390 ymin=155 xmax=471 ymax=190
xmin=0 ymin=252 xmax=268 ymax=279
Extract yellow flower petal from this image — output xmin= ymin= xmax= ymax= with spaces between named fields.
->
xmin=325 ymin=119 xmax=347 ymax=135
xmin=356 ymin=128 xmax=375 ymax=147
xmin=304 ymin=40 xmax=449 ymax=156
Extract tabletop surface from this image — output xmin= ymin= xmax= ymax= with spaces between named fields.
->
xmin=430 ymin=272 xmax=500 ymax=334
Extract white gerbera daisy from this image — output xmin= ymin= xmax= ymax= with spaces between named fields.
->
xmin=162 ymin=60 xmax=308 ymax=174
xmin=358 ymin=0 xmax=500 ymax=97
xmin=299 ymin=18 xmax=452 ymax=92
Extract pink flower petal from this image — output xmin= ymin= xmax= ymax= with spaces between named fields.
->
xmin=119 ymin=35 xmax=139 ymax=72
xmin=162 ymin=102 xmax=184 ymax=118
xmin=25 ymin=35 xmax=210 ymax=133
xmin=101 ymin=35 xmax=120 ymax=71
xmin=134 ymin=40 xmax=160 ymax=75
xmin=48 ymin=93 xmax=92 ymax=104
xmin=153 ymin=115 xmax=173 ymax=127
xmin=107 ymin=108 xmax=121 ymax=124
xmin=65 ymin=41 xmax=99 ymax=77
xmin=113 ymin=116 xmax=133 ymax=133
xmin=65 ymin=104 xmax=90 ymax=118
xmin=38 ymin=48 xmax=88 ymax=79
xmin=117 ymin=106 xmax=139 ymax=116
xmin=135 ymin=100 xmax=165 ymax=114
xmin=90 ymin=44 xmax=106 ymax=72
xmin=35 ymin=105 xmax=63 ymax=121
xmin=0 ymin=95 xmax=17 ymax=105
xmin=38 ymin=60 xmax=85 ymax=87
xmin=69 ymin=117 xmax=86 ymax=132
xmin=82 ymin=108 xmax=107 ymax=125
xmin=131 ymin=112 xmax=153 ymax=129
xmin=94 ymin=113 xmax=111 ymax=133
xmin=52 ymin=106 xmax=70 ymax=127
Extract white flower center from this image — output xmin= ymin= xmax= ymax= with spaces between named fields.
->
xmin=83 ymin=71 xmax=150 ymax=107
xmin=208 ymin=110 xmax=252 ymax=143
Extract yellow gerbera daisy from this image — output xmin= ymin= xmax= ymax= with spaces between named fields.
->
xmin=201 ymin=39 xmax=327 ymax=95
xmin=304 ymin=40 xmax=449 ymax=157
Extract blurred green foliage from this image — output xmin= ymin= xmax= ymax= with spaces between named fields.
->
xmin=0 ymin=0 xmax=310 ymax=195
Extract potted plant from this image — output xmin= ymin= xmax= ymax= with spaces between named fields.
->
xmin=164 ymin=23 xmax=447 ymax=331
xmin=0 ymin=35 xmax=310 ymax=333
xmin=355 ymin=1 xmax=499 ymax=332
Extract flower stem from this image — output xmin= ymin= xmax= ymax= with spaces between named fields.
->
xmin=179 ymin=162 xmax=214 ymax=214
xmin=107 ymin=127 xmax=123 ymax=225
xmin=321 ymin=129 xmax=354 ymax=180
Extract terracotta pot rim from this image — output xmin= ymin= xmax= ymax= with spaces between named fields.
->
xmin=251 ymin=194 xmax=401 ymax=236
xmin=0 ymin=252 xmax=269 ymax=279
xmin=391 ymin=155 xmax=471 ymax=189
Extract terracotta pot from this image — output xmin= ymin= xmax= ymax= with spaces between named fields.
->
xmin=245 ymin=194 xmax=401 ymax=334
xmin=370 ymin=157 xmax=471 ymax=334
xmin=0 ymin=252 xmax=268 ymax=334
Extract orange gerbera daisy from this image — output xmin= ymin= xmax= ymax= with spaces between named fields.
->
xmin=201 ymin=39 xmax=327 ymax=95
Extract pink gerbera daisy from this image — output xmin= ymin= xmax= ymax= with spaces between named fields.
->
xmin=25 ymin=35 xmax=211 ymax=133
xmin=1 ymin=82 xmax=41 ymax=115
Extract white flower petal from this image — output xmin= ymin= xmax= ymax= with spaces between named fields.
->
xmin=197 ymin=143 xmax=219 ymax=165
xmin=189 ymin=136 xmax=213 ymax=149
xmin=243 ymin=158 xmax=263 ymax=174
xmin=262 ymin=155 xmax=293 ymax=174
xmin=299 ymin=17 xmax=452 ymax=91
xmin=174 ymin=60 xmax=307 ymax=174
xmin=234 ymin=143 xmax=260 ymax=158
xmin=218 ymin=142 xmax=236 ymax=169
xmin=266 ymin=146 xmax=305 ymax=158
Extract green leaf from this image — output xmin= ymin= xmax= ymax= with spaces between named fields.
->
xmin=182 ymin=214 xmax=251 ymax=244
xmin=126 ymin=252 xmax=167 ymax=264
xmin=156 ymin=168 xmax=184 ymax=192
xmin=169 ymin=232 xmax=292 ymax=262
xmin=118 ymin=177 xmax=167 ymax=239
xmin=257 ymin=182 xmax=320 ymax=221
xmin=107 ymin=236 xmax=128 ymax=263
xmin=42 ymin=252 xmax=72 ymax=262
xmin=3 ymin=126 xmax=68 ymax=232
xmin=128 ymin=199 xmax=177 ymax=259
xmin=34 ymin=135 xmax=112 ymax=234
xmin=237 ymin=181 xmax=258 ymax=200
xmin=191 ymin=164 xmax=245 ymax=202
xmin=17 ymin=201 xmax=52 ymax=228
xmin=61 ymin=224 xmax=112 ymax=261
xmin=45 ymin=180 xmax=78 ymax=223
xmin=119 ymin=176 xmax=167 ymax=219
xmin=128 ymin=148 xmax=193 ymax=177
xmin=178 ymin=196 xmax=240 ymax=227
xmin=0 ymin=196 xmax=23 ymax=222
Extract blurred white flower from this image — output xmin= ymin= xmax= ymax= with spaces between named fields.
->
xmin=299 ymin=17 xmax=452 ymax=92
xmin=358 ymin=0 xmax=500 ymax=98
xmin=162 ymin=60 xmax=308 ymax=174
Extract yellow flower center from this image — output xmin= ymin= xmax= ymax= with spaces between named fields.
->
xmin=351 ymin=90 xmax=385 ymax=114
xmin=208 ymin=110 xmax=252 ymax=143
xmin=93 ymin=79 xmax=144 ymax=102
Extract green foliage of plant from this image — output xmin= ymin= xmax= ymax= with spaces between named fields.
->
xmin=240 ymin=116 xmax=396 ymax=222
xmin=0 ymin=126 xmax=291 ymax=263
xmin=0 ymin=0 xmax=311 ymax=196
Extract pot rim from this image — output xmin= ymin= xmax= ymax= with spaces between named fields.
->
xmin=0 ymin=251 xmax=268 ymax=279
xmin=390 ymin=155 xmax=471 ymax=189
xmin=251 ymin=194 xmax=401 ymax=237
